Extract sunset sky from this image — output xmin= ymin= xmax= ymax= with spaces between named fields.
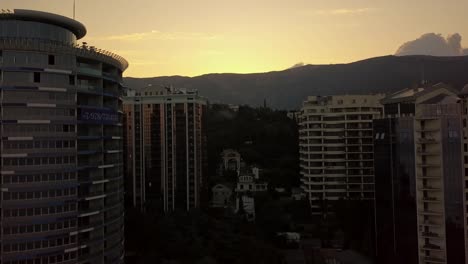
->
xmin=3 ymin=0 xmax=468 ymax=77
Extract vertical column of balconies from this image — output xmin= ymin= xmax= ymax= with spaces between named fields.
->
xmin=299 ymin=106 xmax=349 ymax=215
xmin=463 ymin=101 xmax=468 ymax=264
xmin=345 ymin=108 xmax=375 ymax=200
xmin=322 ymin=109 xmax=347 ymax=203
xmin=76 ymin=58 xmax=105 ymax=263
xmin=132 ymin=104 xmax=144 ymax=210
xmin=76 ymin=58 xmax=124 ymax=263
xmin=415 ymin=118 xmax=447 ymax=264
xmin=190 ymin=102 xmax=202 ymax=210
xmin=102 ymin=65 xmax=125 ymax=263
xmin=164 ymin=102 xmax=175 ymax=211
xmin=299 ymin=108 xmax=323 ymax=214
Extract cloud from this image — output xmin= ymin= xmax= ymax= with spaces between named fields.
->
xmin=102 ymin=30 xmax=219 ymax=41
xmin=395 ymin=33 xmax=468 ymax=56
xmin=315 ymin=8 xmax=374 ymax=15
xmin=287 ymin=62 xmax=305 ymax=69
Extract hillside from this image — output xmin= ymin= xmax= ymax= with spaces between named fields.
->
xmin=124 ymin=55 xmax=468 ymax=109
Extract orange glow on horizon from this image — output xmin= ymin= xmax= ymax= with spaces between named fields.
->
xmin=2 ymin=0 xmax=468 ymax=77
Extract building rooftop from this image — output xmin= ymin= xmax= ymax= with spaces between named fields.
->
xmin=459 ymin=84 xmax=468 ymax=96
xmin=303 ymin=94 xmax=384 ymax=108
xmin=127 ymin=86 xmax=201 ymax=97
xmin=0 ymin=9 xmax=87 ymax=39
xmin=212 ymin=183 xmax=235 ymax=190
xmin=381 ymin=83 xmax=458 ymax=104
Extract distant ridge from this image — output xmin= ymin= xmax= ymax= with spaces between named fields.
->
xmin=124 ymin=55 xmax=468 ymax=109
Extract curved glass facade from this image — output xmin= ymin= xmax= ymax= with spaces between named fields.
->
xmin=0 ymin=20 xmax=77 ymax=44
xmin=0 ymin=13 xmax=126 ymax=264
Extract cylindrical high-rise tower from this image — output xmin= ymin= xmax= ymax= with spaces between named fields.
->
xmin=0 ymin=9 xmax=128 ymax=264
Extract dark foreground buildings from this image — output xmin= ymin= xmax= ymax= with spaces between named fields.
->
xmin=374 ymin=83 xmax=467 ymax=264
xmin=123 ymin=86 xmax=207 ymax=212
xmin=0 ymin=9 xmax=128 ymax=264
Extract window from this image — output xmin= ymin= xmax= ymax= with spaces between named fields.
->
xmin=33 ymin=72 xmax=41 ymax=83
xmin=48 ymin=55 xmax=55 ymax=65
xmin=69 ymin=75 xmax=75 ymax=85
xmin=449 ymin=130 xmax=459 ymax=138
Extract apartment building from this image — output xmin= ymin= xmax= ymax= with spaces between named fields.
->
xmin=123 ymin=86 xmax=207 ymax=212
xmin=299 ymin=95 xmax=384 ymax=216
xmin=374 ymin=83 xmax=467 ymax=264
xmin=0 ymin=9 xmax=127 ymax=264
xmin=456 ymin=84 xmax=468 ymax=264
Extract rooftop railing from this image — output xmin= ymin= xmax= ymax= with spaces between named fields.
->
xmin=0 ymin=37 xmax=128 ymax=70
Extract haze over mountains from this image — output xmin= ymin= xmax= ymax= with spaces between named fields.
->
xmin=124 ymin=55 xmax=468 ymax=109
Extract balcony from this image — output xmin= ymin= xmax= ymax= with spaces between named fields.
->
xmin=103 ymin=87 xmax=120 ymax=97
xmin=77 ymin=65 xmax=102 ymax=76
xmin=417 ymin=163 xmax=440 ymax=168
xmin=421 ymin=256 xmax=446 ymax=264
xmin=78 ymin=143 xmax=103 ymax=154
xmin=420 ymin=184 xmax=441 ymax=190
xmin=103 ymin=71 xmax=120 ymax=81
xmin=421 ymin=231 xmax=443 ymax=239
xmin=417 ymin=174 xmax=440 ymax=179
xmin=421 ymin=197 xmax=439 ymax=203
xmin=321 ymin=127 xmax=344 ymax=132
xmin=418 ymin=138 xmax=437 ymax=144
xmin=416 ymin=149 xmax=438 ymax=156
xmin=419 ymin=210 xmax=443 ymax=216
xmin=77 ymin=85 xmax=102 ymax=94
xmin=422 ymin=243 xmax=443 ymax=251
xmin=416 ymin=127 xmax=439 ymax=132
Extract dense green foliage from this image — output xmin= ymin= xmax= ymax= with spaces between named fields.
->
xmin=124 ymin=104 xmax=376 ymax=263
xmin=125 ymin=104 xmax=305 ymax=263
xmin=125 ymin=208 xmax=283 ymax=264
xmin=206 ymin=104 xmax=300 ymax=189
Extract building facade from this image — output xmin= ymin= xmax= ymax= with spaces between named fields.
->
xmin=220 ymin=149 xmax=241 ymax=176
xmin=123 ymin=87 xmax=207 ymax=212
xmin=211 ymin=183 xmax=233 ymax=208
xmin=0 ymin=9 xmax=127 ymax=264
xmin=374 ymin=84 xmax=467 ymax=264
xmin=373 ymin=117 xmax=418 ymax=264
xmin=298 ymin=95 xmax=383 ymax=216
xmin=456 ymin=84 xmax=468 ymax=264
xmin=235 ymin=175 xmax=268 ymax=193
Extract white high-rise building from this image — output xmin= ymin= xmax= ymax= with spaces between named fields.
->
xmin=298 ymin=95 xmax=383 ymax=216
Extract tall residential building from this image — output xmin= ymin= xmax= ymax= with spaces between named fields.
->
xmin=374 ymin=83 xmax=467 ymax=264
xmin=123 ymin=87 xmax=207 ymax=212
xmin=373 ymin=116 xmax=418 ymax=264
xmin=457 ymin=84 xmax=468 ymax=264
xmin=298 ymin=95 xmax=384 ymax=216
xmin=0 ymin=9 xmax=127 ymax=264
